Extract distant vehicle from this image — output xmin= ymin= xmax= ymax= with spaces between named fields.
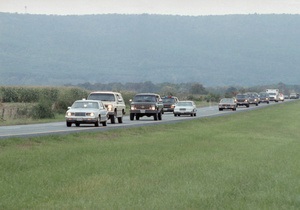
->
xmin=289 ymin=92 xmax=298 ymax=99
xmin=246 ymin=92 xmax=259 ymax=106
xmin=284 ymin=95 xmax=290 ymax=99
xmin=258 ymin=92 xmax=270 ymax=104
xmin=173 ymin=101 xmax=197 ymax=117
xmin=87 ymin=91 xmax=126 ymax=124
xmin=266 ymin=89 xmax=279 ymax=102
xmin=65 ymin=100 xmax=108 ymax=127
xmin=218 ymin=98 xmax=237 ymax=111
xmin=278 ymin=93 xmax=284 ymax=102
xmin=161 ymin=96 xmax=179 ymax=112
xmin=235 ymin=94 xmax=250 ymax=108
xmin=129 ymin=93 xmax=164 ymax=121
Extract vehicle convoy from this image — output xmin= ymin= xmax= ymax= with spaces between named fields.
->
xmin=258 ymin=92 xmax=270 ymax=104
xmin=161 ymin=96 xmax=179 ymax=112
xmin=218 ymin=98 xmax=237 ymax=111
xmin=87 ymin=91 xmax=126 ymax=124
xmin=130 ymin=93 xmax=164 ymax=121
xmin=65 ymin=100 xmax=108 ymax=127
xmin=266 ymin=89 xmax=279 ymax=102
xmin=235 ymin=94 xmax=250 ymax=108
xmin=174 ymin=101 xmax=197 ymax=116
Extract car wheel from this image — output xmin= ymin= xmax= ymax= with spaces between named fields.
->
xmin=136 ymin=115 xmax=140 ymax=120
xmin=256 ymin=103 xmax=258 ymax=106
xmin=102 ymin=121 xmax=107 ymax=126
xmin=158 ymin=111 xmax=162 ymax=120
xmin=174 ymin=114 xmax=177 ymax=117
xmin=95 ymin=116 xmax=100 ymax=127
xmin=194 ymin=113 xmax=196 ymax=116
xmin=130 ymin=113 xmax=134 ymax=121
xmin=154 ymin=112 xmax=158 ymax=121
xmin=66 ymin=122 xmax=72 ymax=127
xmin=246 ymin=104 xmax=249 ymax=108
xmin=219 ymin=108 xmax=222 ymax=111
xmin=117 ymin=116 xmax=123 ymax=123
xmin=110 ymin=114 xmax=115 ymax=124
xmin=75 ymin=123 xmax=80 ymax=127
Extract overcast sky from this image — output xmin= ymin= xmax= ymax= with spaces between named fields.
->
xmin=1 ymin=0 xmax=300 ymax=16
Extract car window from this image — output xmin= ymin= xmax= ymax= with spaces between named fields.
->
xmin=133 ymin=95 xmax=156 ymax=102
xmin=72 ymin=102 xmax=99 ymax=109
xmin=88 ymin=93 xmax=115 ymax=101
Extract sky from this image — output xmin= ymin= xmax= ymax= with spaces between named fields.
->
xmin=1 ymin=0 xmax=300 ymax=16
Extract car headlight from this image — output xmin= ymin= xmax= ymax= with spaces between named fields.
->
xmin=107 ymin=104 xmax=113 ymax=111
xmin=86 ymin=112 xmax=95 ymax=117
xmin=131 ymin=105 xmax=136 ymax=110
xmin=66 ymin=112 xmax=74 ymax=116
xmin=150 ymin=105 xmax=156 ymax=110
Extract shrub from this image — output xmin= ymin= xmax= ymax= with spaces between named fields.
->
xmin=31 ymin=99 xmax=55 ymax=119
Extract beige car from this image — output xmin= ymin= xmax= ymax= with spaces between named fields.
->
xmin=87 ymin=91 xmax=126 ymax=124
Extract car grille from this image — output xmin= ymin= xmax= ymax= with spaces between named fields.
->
xmin=135 ymin=105 xmax=152 ymax=109
xmin=75 ymin=112 xmax=86 ymax=116
xmin=164 ymin=105 xmax=171 ymax=108
xmin=179 ymin=108 xmax=186 ymax=111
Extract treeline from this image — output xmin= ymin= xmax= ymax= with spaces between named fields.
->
xmin=0 ymin=86 xmax=88 ymax=119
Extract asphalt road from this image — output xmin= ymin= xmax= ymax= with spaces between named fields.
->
xmin=0 ymin=100 xmax=291 ymax=139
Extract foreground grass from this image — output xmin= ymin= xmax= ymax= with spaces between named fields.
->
xmin=0 ymin=101 xmax=300 ymax=209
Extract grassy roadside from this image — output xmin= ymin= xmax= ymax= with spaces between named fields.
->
xmin=0 ymin=101 xmax=300 ymax=209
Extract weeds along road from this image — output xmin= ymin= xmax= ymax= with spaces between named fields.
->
xmin=0 ymin=100 xmax=293 ymax=139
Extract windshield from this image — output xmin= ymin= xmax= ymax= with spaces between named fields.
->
xmin=88 ymin=93 xmax=115 ymax=101
xmin=220 ymin=98 xmax=234 ymax=103
xmin=72 ymin=102 xmax=99 ymax=109
xmin=177 ymin=102 xmax=193 ymax=106
xmin=162 ymin=98 xmax=175 ymax=103
xmin=236 ymin=94 xmax=247 ymax=99
xmin=133 ymin=95 xmax=156 ymax=102
xmin=269 ymin=93 xmax=276 ymax=96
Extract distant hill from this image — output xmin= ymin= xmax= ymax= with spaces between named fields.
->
xmin=1 ymin=13 xmax=300 ymax=86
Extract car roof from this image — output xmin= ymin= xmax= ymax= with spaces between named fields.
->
xmin=89 ymin=91 xmax=121 ymax=94
xmin=135 ymin=93 xmax=159 ymax=96
xmin=75 ymin=99 xmax=100 ymax=103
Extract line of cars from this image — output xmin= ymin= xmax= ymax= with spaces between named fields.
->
xmin=65 ymin=92 xmax=197 ymax=127
xmin=218 ymin=90 xmax=298 ymax=111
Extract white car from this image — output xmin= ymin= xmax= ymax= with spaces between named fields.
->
xmin=65 ymin=100 xmax=108 ymax=127
xmin=173 ymin=101 xmax=197 ymax=117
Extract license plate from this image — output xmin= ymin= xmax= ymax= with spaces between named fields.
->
xmin=77 ymin=118 xmax=83 ymax=121
xmin=140 ymin=110 xmax=145 ymax=113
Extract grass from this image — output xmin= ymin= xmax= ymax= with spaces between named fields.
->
xmin=0 ymin=101 xmax=300 ymax=209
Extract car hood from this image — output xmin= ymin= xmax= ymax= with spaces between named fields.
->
xmin=67 ymin=108 xmax=99 ymax=112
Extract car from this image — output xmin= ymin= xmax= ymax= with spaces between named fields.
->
xmin=278 ymin=93 xmax=284 ymax=102
xmin=173 ymin=101 xmax=197 ymax=117
xmin=218 ymin=98 xmax=237 ymax=111
xmin=289 ymin=92 xmax=298 ymax=99
xmin=161 ymin=96 xmax=179 ymax=112
xmin=235 ymin=94 xmax=250 ymax=108
xmin=65 ymin=100 xmax=108 ymax=127
xmin=246 ymin=92 xmax=259 ymax=106
xmin=130 ymin=93 xmax=164 ymax=121
xmin=258 ymin=92 xmax=270 ymax=104
xmin=87 ymin=91 xmax=126 ymax=124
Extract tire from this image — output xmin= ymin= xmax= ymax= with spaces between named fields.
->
xmin=75 ymin=123 xmax=80 ymax=127
xmin=194 ymin=113 xmax=196 ymax=116
xmin=130 ymin=113 xmax=135 ymax=121
xmin=190 ymin=113 xmax=193 ymax=117
xmin=95 ymin=116 xmax=100 ymax=127
xmin=66 ymin=122 xmax=72 ymax=127
xmin=256 ymin=103 xmax=258 ymax=106
xmin=158 ymin=111 xmax=162 ymax=120
xmin=246 ymin=104 xmax=249 ymax=108
xmin=117 ymin=116 xmax=123 ymax=123
xmin=233 ymin=108 xmax=236 ymax=111
xmin=102 ymin=121 xmax=107 ymax=126
xmin=219 ymin=108 xmax=222 ymax=111
xmin=136 ymin=115 xmax=140 ymax=120
xmin=110 ymin=114 xmax=115 ymax=124
xmin=153 ymin=112 xmax=158 ymax=121
xmin=174 ymin=114 xmax=177 ymax=117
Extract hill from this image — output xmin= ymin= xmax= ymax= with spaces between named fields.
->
xmin=1 ymin=13 xmax=300 ymax=86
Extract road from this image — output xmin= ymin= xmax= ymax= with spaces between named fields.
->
xmin=0 ymin=101 xmax=290 ymax=139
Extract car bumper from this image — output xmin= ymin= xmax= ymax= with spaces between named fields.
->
xmin=130 ymin=110 xmax=158 ymax=114
xmin=66 ymin=117 xmax=98 ymax=124
xmin=163 ymin=108 xmax=174 ymax=112
xmin=219 ymin=105 xmax=236 ymax=109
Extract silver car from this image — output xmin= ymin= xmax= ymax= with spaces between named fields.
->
xmin=65 ymin=100 xmax=108 ymax=127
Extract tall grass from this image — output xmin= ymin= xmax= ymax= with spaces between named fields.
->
xmin=0 ymin=101 xmax=300 ymax=209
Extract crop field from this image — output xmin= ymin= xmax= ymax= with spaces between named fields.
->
xmin=0 ymin=101 xmax=300 ymax=209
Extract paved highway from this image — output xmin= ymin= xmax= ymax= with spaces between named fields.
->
xmin=0 ymin=101 xmax=290 ymax=139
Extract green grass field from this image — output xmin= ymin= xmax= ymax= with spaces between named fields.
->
xmin=1 ymin=101 xmax=300 ymax=209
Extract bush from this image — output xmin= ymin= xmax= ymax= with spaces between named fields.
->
xmin=31 ymin=99 xmax=55 ymax=119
